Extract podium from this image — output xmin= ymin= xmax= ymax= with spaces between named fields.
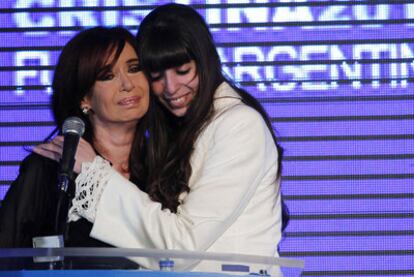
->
xmin=0 ymin=271 xmax=248 ymax=277
xmin=0 ymin=248 xmax=304 ymax=276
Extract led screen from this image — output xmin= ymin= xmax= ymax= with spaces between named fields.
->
xmin=0 ymin=1 xmax=413 ymax=275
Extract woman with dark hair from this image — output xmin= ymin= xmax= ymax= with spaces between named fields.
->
xmin=0 ymin=26 xmax=149 ymax=268
xmin=51 ymin=3 xmax=287 ymax=276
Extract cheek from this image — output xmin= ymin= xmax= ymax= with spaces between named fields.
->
xmin=190 ymin=76 xmax=200 ymax=94
xmin=91 ymin=97 xmax=109 ymax=116
xmin=90 ymin=89 xmax=112 ymax=113
xmin=142 ymin=92 xmax=150 ymax=113
xmin=150 ymin=81 xmax=164 ymax=96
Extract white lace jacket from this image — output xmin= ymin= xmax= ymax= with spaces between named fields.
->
xmin=69 ymin=82 xmax=283 ymax=276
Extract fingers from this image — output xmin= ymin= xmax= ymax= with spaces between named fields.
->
xmin=73 ymin=138 xmax=97 ymax=174
xmin=33 ymin=136 xmax=97 ymax=173
xmin=33 ymin=140 xmax=63 ymax=161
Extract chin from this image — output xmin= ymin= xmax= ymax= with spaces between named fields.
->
xmin=171 ymin=108 xmax=188 ymax=117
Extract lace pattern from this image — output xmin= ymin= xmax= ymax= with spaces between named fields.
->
xmin=68 ymin=156 xmax=112 ymax=223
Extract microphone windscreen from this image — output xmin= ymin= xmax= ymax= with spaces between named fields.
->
xmin=62 ymin=116 xmax=85 ymax=136
xmin=59 ymin=116 xmax=85 ymax=177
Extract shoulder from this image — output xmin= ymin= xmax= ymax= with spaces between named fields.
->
xmin=212 ymin=103 xmax=266 ymax=135
xmin=3 ymin=153 xmax=60 ymax=202
xmin=225 ymin=103 xmax=262 ymax=121
xmin=212 ymin=82 xmax=265 ymax=127
xmin=18 ymin=152 xmax=59 ymax=175
xmin=20 ymin=152 xmax=58 ymax=167
xmin=196 ymin=103 xmax=269 ymax=154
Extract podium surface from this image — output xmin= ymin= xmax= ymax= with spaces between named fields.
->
xmin=0 ymin=247 xmax=304 ymax=276
xmin=0 ymin=270 xmax=240 ymax=277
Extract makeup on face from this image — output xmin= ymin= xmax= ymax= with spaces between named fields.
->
xmin=150 ymin=60 xmax=199 ymax=117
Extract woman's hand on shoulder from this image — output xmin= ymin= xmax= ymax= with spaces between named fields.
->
xmin=33 ymin=136 xmax=96 ymax=174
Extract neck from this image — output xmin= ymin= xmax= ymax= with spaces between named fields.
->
xmin=92 ymin=122 xmax=137 ymax=179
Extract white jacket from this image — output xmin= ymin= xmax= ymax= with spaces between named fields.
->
xmin=88 ymin=82 xmax=283 ymax=275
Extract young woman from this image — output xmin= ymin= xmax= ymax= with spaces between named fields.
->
xmin=0 ymin=26 xmax=149 ymax=269
xmin=34 ymin=3 xmax=287 ymax=276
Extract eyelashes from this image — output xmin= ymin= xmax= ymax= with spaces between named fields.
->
xmin=96 ymin=63 xmax=142 ymax=81
xmin=149 ymin=65 xmax=193 ymax=82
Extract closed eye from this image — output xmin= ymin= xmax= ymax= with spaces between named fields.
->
xmin=176 ymin=68 xmax=190 ymax=75
xmin=97 ymin=67 xmax=114 ymax=81
xmin=150 ymin=72 xmax=162 ymax=81
xmin=128 ymin=63 xmax=143 ymax=73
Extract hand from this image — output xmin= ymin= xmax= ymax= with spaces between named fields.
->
xmin=33 ymin=136 xmax=97 ymax=174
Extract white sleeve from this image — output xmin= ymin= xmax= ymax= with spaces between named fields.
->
xmin=89 ymin=106 xmax=277 ymax=270
xmin=68 ymin=156 xmax=113 ymax=223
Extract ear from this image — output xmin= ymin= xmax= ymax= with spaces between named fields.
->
xmin=80 ymin=96 xmax=91 ymax=110
xmin=80 ymin=96 xmax=93 ymax=115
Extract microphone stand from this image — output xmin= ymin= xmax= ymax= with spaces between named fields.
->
xmin=54 ymin=172 xmax=73 ymax=235
xmin=33 ymin=117 xmax=85 ymax=269
xmin=51 ymin=168 xmax=76 ymax=270
xmin=55 ymin=130 xmax=81 ymax=240
xmin=32 ymin=152 xmax=76 ymax=270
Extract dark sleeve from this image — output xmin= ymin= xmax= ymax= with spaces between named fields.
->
xmin=0 ymin=153 xmax=139 ymax=270
xmin=0 ymin=153 xmax=59 ymax=248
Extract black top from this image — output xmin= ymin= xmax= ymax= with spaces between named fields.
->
xmin=0 ymin=153 xmax=138 ymax=270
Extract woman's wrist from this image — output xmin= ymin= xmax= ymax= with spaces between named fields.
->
xmin=68 ymin=156 xmax=113 ymax=223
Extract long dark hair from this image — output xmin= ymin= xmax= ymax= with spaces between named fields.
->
xmin=137 ymin=3 xmax=288 ymax=229
xmin=51 ymin=26 xmax=148 ymax=185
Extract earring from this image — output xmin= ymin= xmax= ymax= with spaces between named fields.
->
xmin=81 ymin=107 xmax=89 ymax=115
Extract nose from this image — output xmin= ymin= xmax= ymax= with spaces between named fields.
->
xmin=119 ymin=72 xmax=135 ymax=92
xmin=164 ymin=72 xmax=179 ymax=95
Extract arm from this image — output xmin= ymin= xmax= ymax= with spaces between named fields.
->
xmin=0 ymin=154 xmax=59 ymax=247
xmin=33 ymin=136 xmax=96 ymax=174
xmin=75 ymin=106 xmax=278 ymax=269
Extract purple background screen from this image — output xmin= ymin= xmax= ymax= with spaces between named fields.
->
xmin=0 ymin=1 xmax=413 ymax=275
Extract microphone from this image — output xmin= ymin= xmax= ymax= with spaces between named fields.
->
xmin=58 ymin=116 xmax=85 ymax=192
xmin=34 ymin=117 xmax=85 ymax=267
xmin=50 ymin=116 xmax=85 ymax=246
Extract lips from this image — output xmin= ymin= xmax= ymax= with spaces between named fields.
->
xmin=165 ymin=92 xmax=191 ymax=109
xmin=118 ymin=96 xmax=140 ymax=106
